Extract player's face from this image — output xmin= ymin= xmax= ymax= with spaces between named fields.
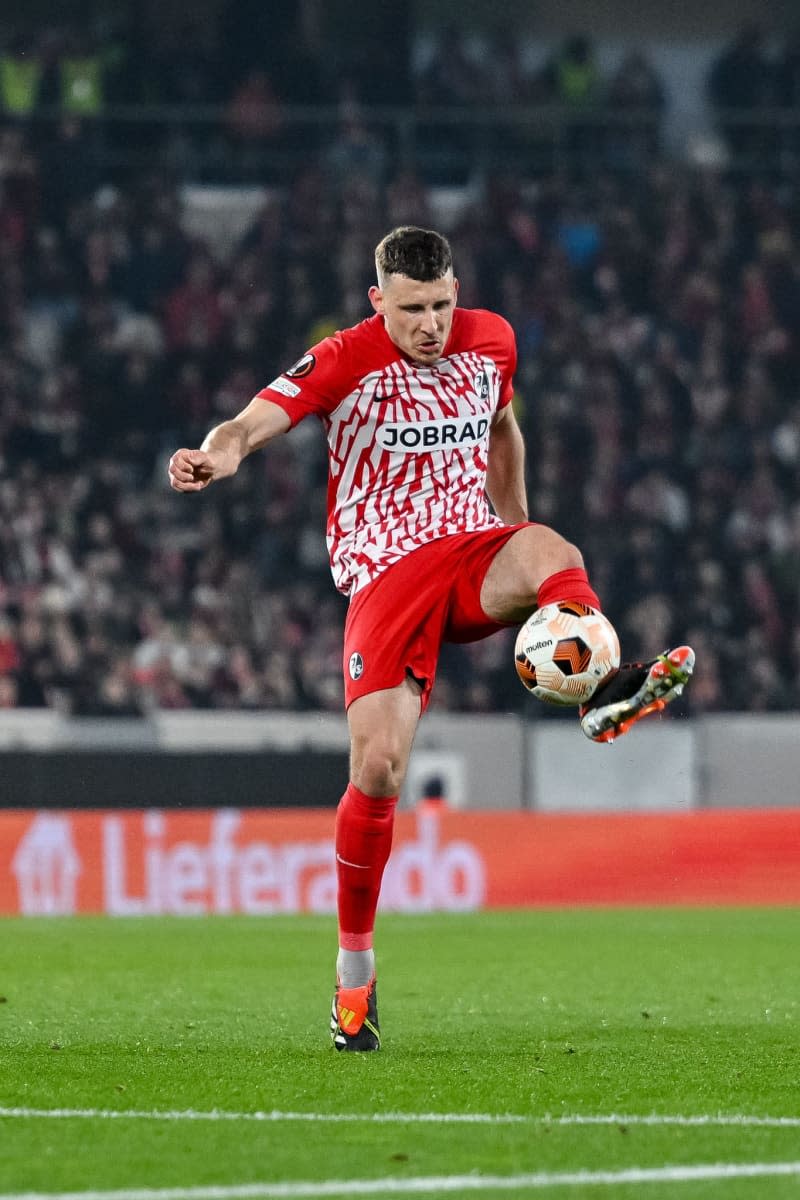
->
xmin=369 ymin=271 xmax=458 ymax=365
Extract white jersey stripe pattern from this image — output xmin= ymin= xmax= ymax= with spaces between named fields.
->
xmin=259 ymin=310 xmax=517 ymax=597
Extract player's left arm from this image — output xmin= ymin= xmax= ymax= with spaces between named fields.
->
xmin=485 ymin=403 xmax=529 ymax=524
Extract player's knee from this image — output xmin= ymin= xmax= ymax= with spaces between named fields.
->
xmin=541 ymin=528 xmax=584 ymax=573
xmin=350 ymin=738 xmax=407 ymax=797
xmin=521 ymin=528 xmax=584 ymax=598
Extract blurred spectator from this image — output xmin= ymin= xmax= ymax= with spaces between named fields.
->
xmin=0 ymin=34 xmax=43 ymax=117
xmin=74 ymin=655 xmax=146 ymax=716
xmin=540 ymin=35 xmax=600 ymax=108
xmin=477 ymin=34 xmax=541 ymax=169
xmin=606 ymin=51 xmax=665 ymax=166
xmin=324 ymin=94 xmax=387 ymax=189
xmin=707 ymin=24 xmax=771 ymax=112
xmin=226 ymin=69 xmax=282 ymax=141
xmin=415 ymin=27 xmax=487 ymax=109
xmin=0 ymin=125 xmax=39 ymax=241
xmin=57 ymin=33 xmax=105 ymax=117
xmin=162 ymin=250 xmax=224 ymax=355
xmin=385 ymin=168 xmax=433 ymax=229
xmin=121 ymin=202 xmax=191 ymax=315
xmin=776 ymin=31 xmax=800 ymax=108
xmin=483 ymin=34 xmax=534 ymax=108
xmin=412 ymin=27 xmax=489 ymax=182
xmin=707 ymin=25 xmax=772 ymax=162
xmin=539 ymin=35 xmax=602 ymax=171
xmin=160 ymin=22 xmax=221 ymax=107
xmin=38 ymin=118 xmax=102 ymax=228
xmin=224 ymin=69 xmax=284 ymax=180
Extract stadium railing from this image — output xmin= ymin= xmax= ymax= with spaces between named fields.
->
xmin=10 ymin=104 xmax=800 ymax=181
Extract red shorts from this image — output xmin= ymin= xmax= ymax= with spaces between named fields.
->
xmin=342 ymin=525 xmax=530 ymax=711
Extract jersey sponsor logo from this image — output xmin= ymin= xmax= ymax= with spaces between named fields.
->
xmin=348 ymin=652 xmax=364 ymax=680
xmin=267 ymin=377 xmax=301 ymax=398
xmin=376 ymin=415 xmax=490 ymax=453
xmin=286 ymin=352 xmax=316 ymax=379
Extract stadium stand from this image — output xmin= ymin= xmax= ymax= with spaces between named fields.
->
xmin=0 ymin=16 xmax=798 ymax=718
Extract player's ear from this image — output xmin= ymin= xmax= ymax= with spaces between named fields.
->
xmin=453 ymin=277 xmax=459 ymax=305
xmin=368 ymin=285 xmax=384 ymax=314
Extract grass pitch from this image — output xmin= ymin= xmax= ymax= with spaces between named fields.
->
xmin=1 ymin=908 xmax=800 ymax=1198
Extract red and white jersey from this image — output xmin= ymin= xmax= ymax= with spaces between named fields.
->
xmin=257 ymin=308 xmax=517 ymax=597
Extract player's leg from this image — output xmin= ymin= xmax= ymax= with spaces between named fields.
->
xmin=332 ymin=552 xmax=447 ymax=1051
xmin=339 ymin=678 xmax=421 ymax=974
xmin=479 ymin=523 xmax=600 ymax=623
xmin=332 ymin=677 xmax=422 ymax=1051
xmin=479 ymin=524 xmax=694 ymax=742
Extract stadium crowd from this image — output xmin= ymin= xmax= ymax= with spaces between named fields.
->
xmin=3 ymin=17 xmax=798 ymax=187
xmin=0 ymin=14 xmax=798 ymax=720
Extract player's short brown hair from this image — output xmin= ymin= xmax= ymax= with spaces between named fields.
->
xmin=375 ymin=226 xmax=453 ymax=283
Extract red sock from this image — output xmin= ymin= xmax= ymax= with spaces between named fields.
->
xmin=336 ymin=782 xmax=397 ymax=951
xmin=536 ymin=566 xmax=602 ymax=611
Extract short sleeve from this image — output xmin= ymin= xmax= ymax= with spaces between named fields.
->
xmin=495 ymin=315 xmax=517 ymax=409
xmin=256 ymin=331 xmax=351 ymax=426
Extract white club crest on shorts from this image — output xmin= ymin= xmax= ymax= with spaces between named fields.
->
xmin=348 ymin=652 xmax=364 ymax=680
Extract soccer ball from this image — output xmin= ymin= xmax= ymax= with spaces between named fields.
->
xmin=514 ymin=602 xmax=620 ymax=706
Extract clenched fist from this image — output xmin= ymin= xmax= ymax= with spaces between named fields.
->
xmin=168 ymin=448 xmax=219 ymax=492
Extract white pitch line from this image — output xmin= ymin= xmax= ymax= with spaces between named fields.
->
xmin=2 ymin=1107 xmax=800 ymax=1129
xmin=553 ymin=1113 xmax=800 ymax=1129
xmin=4 ymin=1161 xmax=800 ymax=1199
xmin=0 ymin=1108 xmax=525 ymax=1125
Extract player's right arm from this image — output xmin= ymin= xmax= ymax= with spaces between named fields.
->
xmin=168 ymin=397 xmax=291 ymax=492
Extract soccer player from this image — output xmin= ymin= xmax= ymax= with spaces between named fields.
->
xmin=168 ymin=226 xmax=694 ymax=1051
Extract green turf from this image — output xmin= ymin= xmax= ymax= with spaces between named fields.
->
xmin=1 ymin=908 xmax=799 ymax=1198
